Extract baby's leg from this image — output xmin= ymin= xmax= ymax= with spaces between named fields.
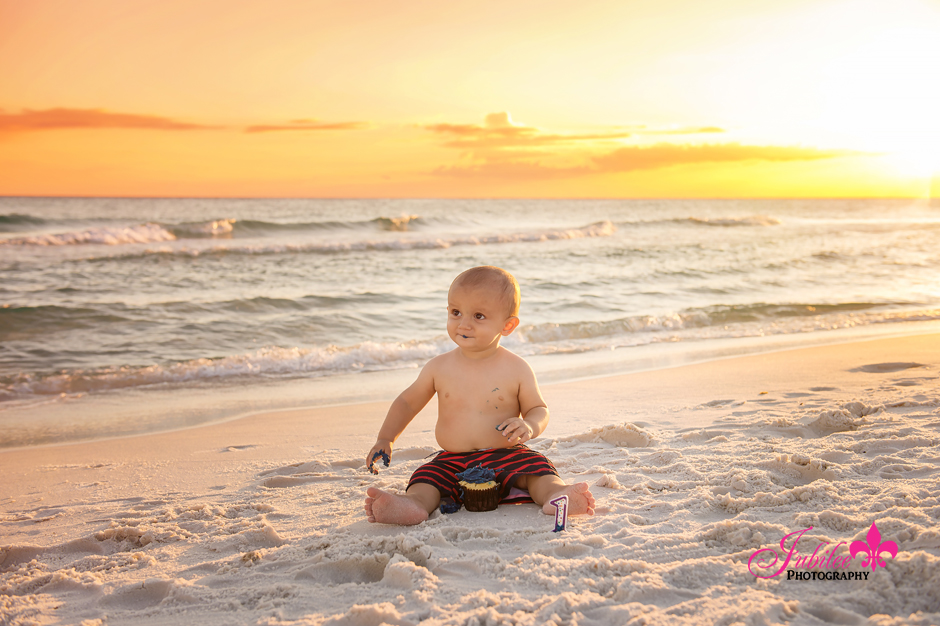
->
xmin=364 ymin=483 xmax=441 ymax=525
xmin=517 ymin=474 xmax=596 ymax=516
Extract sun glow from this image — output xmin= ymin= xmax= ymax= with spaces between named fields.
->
xmin=814 ymin=17 xmax=940 ymax=182
xmin=1 ymin=0 xmax=939 ymax=198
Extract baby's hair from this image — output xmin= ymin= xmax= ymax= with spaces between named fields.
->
xmin=451 ymin=266 xmax=520 ymax=317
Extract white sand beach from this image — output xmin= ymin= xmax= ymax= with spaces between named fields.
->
xmin=2 ymin=334 xmax=939 ymax=625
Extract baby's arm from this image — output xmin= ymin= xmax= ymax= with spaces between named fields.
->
xmin=366 ymin=359 xmax=437 ymax=473
xmin=498 ymin=359 xmax=549 ymax=445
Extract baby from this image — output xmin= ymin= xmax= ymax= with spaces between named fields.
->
xmin=364 ymin=266 xmax=595 ymax=525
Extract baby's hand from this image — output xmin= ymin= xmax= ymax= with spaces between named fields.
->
xmin=496 ymin=417 xmax=534 ymax=444
xmin=366 ymin=441 xmax=392 ymax=474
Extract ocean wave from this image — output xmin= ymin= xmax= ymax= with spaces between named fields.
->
xmin=514 ymin=302 xmax=910 ymax=344
xmin=5 ymin=303 xmax=939 ymax=401
xmin=0 ymin=213 xmax=47 ymax=232
xmin=609 ymin=215 xmax=781 ymax=229
xmin=371 ymin=215 xmax=421 ymax=231
xmin=682 ymin=216 xmax=781 ymax=227
xmin=232 ymin=214 xmax=423 ymax=235
xmin=0 ymin=222 xmax=178 ymax=246
xmin=0 ymin=219 xmax=243 ymax=246
xmin=511 ymin=306 xmax=940 ymax=357
xmin=0 ymin=304 xmax=131 ymax=335
xmin=168 ymin=219 xmax=236 ymax=239
xmin=0 ymin=215 xmax=433 ymax=246
xmin=75 ymin=221 xmax=618 ymax=259
xmin=0 ymin=340 xmax=452 ymax=399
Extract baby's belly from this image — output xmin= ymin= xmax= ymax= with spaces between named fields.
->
xmin=435 ymin=416 xmax=515 ymax=453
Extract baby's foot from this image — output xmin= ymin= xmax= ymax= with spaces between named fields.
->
xmin=364 ymin=487 xmax=429 ymax=525
xmin=541 ymin=482 xmax=596 ymax=516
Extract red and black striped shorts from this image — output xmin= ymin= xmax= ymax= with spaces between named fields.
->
xmin=407 ymin=444 xmax=559 ymax=505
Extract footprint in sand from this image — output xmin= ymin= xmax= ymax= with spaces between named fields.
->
xmin=101 ymin=578 xmax=194 ymax=609
xmin=700 ymin=399 xmax=746 ymax=408
xmin=295 ymin=556 xmax=388 ymax=584
xmin=851 ymin=362 xmax=925 ymax=373
xmin=259 ymin=459 xmax=339 ymax=488
xmin=221 ymin=444 xmax=259 ymax=452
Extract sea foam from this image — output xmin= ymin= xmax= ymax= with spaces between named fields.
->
xmin=1 ymin=219 xmax=615 ymax=251
xmin=684 ymin=216 xmax=782 ymax=227
xmin=58 ymin=221 xmax=618 ymax=259
xmin=1 ymin=223 xmax=178 ymax=246
xmin=0 ymin=340 xmax=452 ymax=399
xmin=5 ymin=305 xmax=940 ymax=401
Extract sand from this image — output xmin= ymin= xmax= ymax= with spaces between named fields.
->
xmin=2 ymin=334 xmax=939 ymax=625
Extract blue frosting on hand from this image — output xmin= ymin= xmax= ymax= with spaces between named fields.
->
xmin=369 ymin=450 xmax=390 ymax=474
xmin=455 ymin=464 xmax=496 ymax=483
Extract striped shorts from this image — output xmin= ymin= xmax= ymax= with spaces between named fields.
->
xmin=407 ymin=444 xmax=559 ymax=505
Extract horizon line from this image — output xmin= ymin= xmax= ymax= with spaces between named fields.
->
xmin=1 ymin=194 xmax=933 ymax=202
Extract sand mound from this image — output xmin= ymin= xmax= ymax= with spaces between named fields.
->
xmin=556 ymin=422 xmax=655 ymax=448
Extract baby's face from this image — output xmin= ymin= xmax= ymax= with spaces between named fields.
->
xmin=446 ymin=285 xmax=514 ymax=353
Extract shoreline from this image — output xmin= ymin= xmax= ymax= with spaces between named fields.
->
xmin=3 ymin=318 xmax=940 ymax=453
xmin=2 ymin=331 xmax=937 ymax=494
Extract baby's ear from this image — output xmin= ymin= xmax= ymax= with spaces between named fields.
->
xmin=501 ymin=316 xmax=520 ymax=336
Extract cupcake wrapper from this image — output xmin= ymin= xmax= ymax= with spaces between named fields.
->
xmin=460 ymin=483 xmax=500 ymax=512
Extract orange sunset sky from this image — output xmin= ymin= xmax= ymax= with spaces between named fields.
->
xmin=1 ymin=0 xmax=938 ymax=199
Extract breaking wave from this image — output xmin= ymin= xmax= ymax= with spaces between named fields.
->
xmin=0 ymin=214 xmax=429 ymax=246
xmin=63 ymin=221 xmax=618 ymax=259
xmin=0 ymin=213 xmax=47 ymax=232
xmin=681 ymin=216 xmax=782 ymax=227
xmin=0 ymin=341 xmax=451 ymax=399
xmin=609 ymin=215 xmax=782 ymax=229
xmin=1 ymin=222 xmax=179 ymax=246
xmin=227 ymin=214 xmax=423 ymax=235
xmin=514 ymin=303 xmax=930 ymax=345
xmin=4 ymin=302 xmax=938 ymax=401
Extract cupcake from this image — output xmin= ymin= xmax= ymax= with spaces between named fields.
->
xmin=456 ymin=465 xmax=499 ymax=512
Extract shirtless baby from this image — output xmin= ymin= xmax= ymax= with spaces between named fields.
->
xmin=364 ymin=266 xmax=595 ymax=525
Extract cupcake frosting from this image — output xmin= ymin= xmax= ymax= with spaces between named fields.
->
xmin=455 ymin=465 xmax=496 ymax=484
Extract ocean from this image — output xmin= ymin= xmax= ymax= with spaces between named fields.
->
xmin=2 ymin=196 xmax=939 ymax=447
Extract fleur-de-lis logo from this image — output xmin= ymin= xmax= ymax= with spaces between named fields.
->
xmin=850 ymin=522 xmax=899 ymax=571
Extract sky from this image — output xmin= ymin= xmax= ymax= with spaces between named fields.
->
xmin=1 ymin=0 xmax=938 ymax=198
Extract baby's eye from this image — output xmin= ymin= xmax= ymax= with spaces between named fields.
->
xmin=474 ymin=313 xmax=486 ymax=320
xmin=451 ymin=309 xmax=461 ymax=317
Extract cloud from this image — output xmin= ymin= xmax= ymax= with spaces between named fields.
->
xmin=244 ymin=119 xmax=369 ymax=133
xmin=425 ymin=111 xmax=631 ymax=149
xmin=425 ymin=114 xmax=725 ymax=150
xmin=640 ymin=126 xmax=726 ymax=135
xmin=483 ymin=112 xmax=516 ymax=129
xmin=434 ymin=142 xmax=861 ymax=180
xmin=434 ymin=160 xmax=589 ymax=180
xmin=593 ymin=143 xmax=858 ymax=173
xmin=0 ymin=108 xmax=369 ymax=136
xmin=0 ymin=108 xmax=218 ymax=132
